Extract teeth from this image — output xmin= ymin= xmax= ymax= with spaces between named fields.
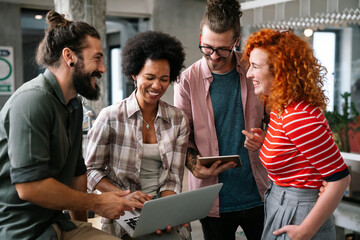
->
xmin=148 ymin=91 xmax=159 ymax=96
xmin=253 ymin=80 xmax=260 ymax=86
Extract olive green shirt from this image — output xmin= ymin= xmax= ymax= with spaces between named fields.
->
xmin=0 ymin=69 xmax=86 ymax=239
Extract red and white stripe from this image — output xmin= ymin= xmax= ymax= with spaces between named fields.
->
xmin=260 ymin=101 xmax=347 ymax=189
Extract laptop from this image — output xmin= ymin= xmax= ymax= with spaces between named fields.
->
xmin=116 ymin=183 xmax=223 ymax=238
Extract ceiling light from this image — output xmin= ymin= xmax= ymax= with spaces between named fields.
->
xmin=304 ymin=28 xmax=313 ymax=37
xmin=35 ymin=15 xmax=43 ymax=20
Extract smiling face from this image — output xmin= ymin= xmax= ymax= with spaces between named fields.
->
xmin=246 ymin=48 xmax=274 ymax=96
xmin=73 ymin=36 xmax=106 ymax=100
xmin=200 ymin=24 xmax=238 ymax=74
xmin=134 ymin=59 xmax=170 ymax=109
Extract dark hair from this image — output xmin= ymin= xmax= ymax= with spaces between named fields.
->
xmin=200 ymin=0 xmax=242 ymax=39
xmin=121 ymin=31 xmax=185 ymax=83
xmin=36 ymin=10 xmax=100 ymax=68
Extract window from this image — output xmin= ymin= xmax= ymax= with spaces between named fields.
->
xmin=313 ymin=31 xmax=336 ymax=112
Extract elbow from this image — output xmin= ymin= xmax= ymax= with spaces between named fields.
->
xmin=15 ymin=184 xmax=30 ymax=201
xmin=15 ymin=183 xmax=34 ymax=201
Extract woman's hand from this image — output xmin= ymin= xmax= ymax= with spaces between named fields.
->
xmin=273 ymin=225 xmax=311 ymax=240
xmin=274 ymin=176 xmax=350 ymax=239
xmin=156 ymin=225 xmax=172 ymax=235
xmin=155 ymin=223 xmax=190 ymax=235
xmin=154 ymin=191 xmax=189 ymax=235
xmin=124 ymin=190 xmax=153 ymax=204
xmin=318 ymin=181 xmax=327 ymax=196
xmin=242 ymin=128 xmax=265 ymax=152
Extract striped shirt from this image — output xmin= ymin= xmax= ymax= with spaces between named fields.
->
xmin=85 ymin=91 xmax=190 ymax=194
xmin=260 ymin=101 xmax=349 ymax=189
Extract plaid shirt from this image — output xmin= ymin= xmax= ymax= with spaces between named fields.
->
xmin=86 ymin=91 xmax=189 ymax=194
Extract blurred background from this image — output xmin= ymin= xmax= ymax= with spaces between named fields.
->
xmin=1 ymin=0 xmax=359 ymax=239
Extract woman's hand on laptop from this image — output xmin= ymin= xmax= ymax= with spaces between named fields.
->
xmin=154 ymin=190 xmax=190 ymax=235
xmin=125 ymin=190 xmax=153 ymax=204
xmin=155 ymin=223 xmax=190 ymax=235
xmin=156 ymin=225 xmax=172 ymax=235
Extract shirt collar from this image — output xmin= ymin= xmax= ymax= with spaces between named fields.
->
xmin=200 ymin=51 xmax=246 ymax=82
xmin=43 ymin=69 xmax=79 ymax=110
xmin=126 ymin=91 xmax=141 ymax=118
xmin=126 ymin=90 xmax=170 ymax=124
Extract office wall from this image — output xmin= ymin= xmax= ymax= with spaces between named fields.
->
xmin=0 ymin=3 xmax=23 ymax=107
xmin=152 ymin=0 xmax=206 ymax=105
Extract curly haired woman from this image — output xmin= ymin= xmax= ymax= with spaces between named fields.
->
xmin=85 ymin=31 xmax=190 ymax=239
xmin=243 ymin=29 xmax=351 ymax=240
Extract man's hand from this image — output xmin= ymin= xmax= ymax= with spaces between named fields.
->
xmin=242 ymin=128 xmax=265 ymax=152
xmin=94 ymin=190 xmax=143 ymax=220
xmin=189 ymin=154 xmax=236 ymax=179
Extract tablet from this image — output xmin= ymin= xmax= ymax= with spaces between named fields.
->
xmin=199 ymin=155 xmax=241 ymax=168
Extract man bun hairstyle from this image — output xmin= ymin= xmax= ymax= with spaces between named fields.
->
xmin=36 ymin=10 xmax=100 ymax=68
xmin=200 ymin=0 xmax=242 ymax=39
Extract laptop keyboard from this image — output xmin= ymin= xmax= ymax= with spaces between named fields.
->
xmin=124 ymin=216 xmax=139 ymax=230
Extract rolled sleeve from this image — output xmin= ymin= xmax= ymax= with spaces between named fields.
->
xmin=11 ymin=163 xmax=49 ymax=184
xmin=85 ymin=109 xmax=111 ymax=191
xmin=159 ymin=111 xmax=190 ymax=194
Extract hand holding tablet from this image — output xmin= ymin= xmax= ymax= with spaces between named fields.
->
xmin=198 ymin=155 xmax=241 ymax=168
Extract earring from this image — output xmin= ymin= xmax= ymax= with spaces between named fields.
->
xmin=70 ymin=62 xmax=74 ymax=67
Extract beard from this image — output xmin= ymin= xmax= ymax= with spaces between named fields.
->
xmin=72 ymin=60 xmax=101 ymax=100
xmin=205 ymin=55 xmax=227 ymax=72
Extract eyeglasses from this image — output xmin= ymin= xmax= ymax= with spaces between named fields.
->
xmin=198 ymin=34 xmax=237 ymax=58
xmin=198 ymin=45 xmax=235 ymax=58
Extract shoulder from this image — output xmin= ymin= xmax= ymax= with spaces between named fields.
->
xmin=282 ymin=101 xmax=324 ymax=125
xmin=3 ymin=83 xmax=59 ymax=129
xmin=178 ymin=58 xmax=204 ymax=82
xmin=10 ymin=81 xmax=55 ymax=112
xmin=159 ymin=100 xmax=188 ymax=124
xmin=234 ymin=51 xmax=246 ymax=67
xmin=284 ymin=101 xmax=322 ymax=116
xmin=161 ymin=100 xmax=186 ymax=116
xmin=98 ymin=101 xmax=127 ymax=121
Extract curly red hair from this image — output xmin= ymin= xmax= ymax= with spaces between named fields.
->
xmin=243 ymin=29 xmax=328 ymax=113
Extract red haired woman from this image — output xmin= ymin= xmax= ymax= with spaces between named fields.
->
xmin=243 ymin=29 xmax=351 ymax=240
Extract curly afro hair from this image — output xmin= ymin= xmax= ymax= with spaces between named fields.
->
xmin=121 ymin=31 xmax=185 ymax=83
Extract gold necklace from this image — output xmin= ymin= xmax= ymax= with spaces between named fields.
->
xmin=143 ymin=115 xmax=156 ymax=130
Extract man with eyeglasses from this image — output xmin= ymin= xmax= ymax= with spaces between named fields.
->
xmin=174 ymin=0 xmax=268 ymax=239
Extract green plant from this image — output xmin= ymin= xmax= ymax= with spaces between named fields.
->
xmin=325 ymin=92 xmax=360 ymax=152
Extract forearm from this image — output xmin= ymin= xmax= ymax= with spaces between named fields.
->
xmin=15 ymin=177 xmax=100 ymax=213
xmin=69 ymin=175 xmax=88 ymax=221
xmin=185 ymin=147 xmax=198 ymax=174
xmin=298 ymin=175 xmax=351 ymax=238
xmin=94 ymin=177 xmax=122 ymax=193
xmin=160 ymin=190 xmax=176 ymax=198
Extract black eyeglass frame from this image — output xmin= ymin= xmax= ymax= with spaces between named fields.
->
xmin=198 ymin=43 xmax=236 ymax=58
